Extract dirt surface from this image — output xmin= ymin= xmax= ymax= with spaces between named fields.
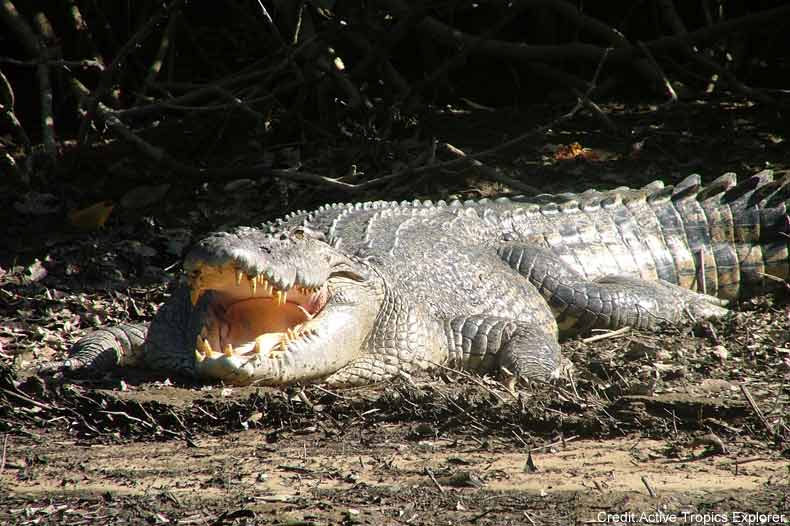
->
xmin=2 ymin=99 xmax=790 ymax=524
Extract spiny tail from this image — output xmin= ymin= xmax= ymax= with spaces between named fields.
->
xmin=670 ymin=169 xmax=790 ymax=299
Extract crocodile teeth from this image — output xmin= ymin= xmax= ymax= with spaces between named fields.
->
xmin=200 ymin=338 xmax=215 ymax=358
xmin=195 ymin=349 xmax=205 ymax=362
xmin=236 ymin=270 xmax=243 ymax=286
xmin=250 ymin=275 xmax=257 ymax=296
xmin=254 ymin=339 xmax=263 ymax=354
xmin=296 ymin=305 xmax=314 ymax=320
xmin=223 ymin=344 xmax=234 ymax=357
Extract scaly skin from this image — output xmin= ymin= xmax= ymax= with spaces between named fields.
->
xmin=62 ymin=170 xmax=789 ymax=385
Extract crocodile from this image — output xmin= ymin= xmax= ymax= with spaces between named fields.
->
xmin=61 ymin=170 xmax=789 ymax=385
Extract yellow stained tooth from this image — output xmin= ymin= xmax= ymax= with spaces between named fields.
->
xmin=250 ymin=275 xmax=257 ymax=295
xmin=224 ymin=344 xmax=234 ymax=357
xmin=195 ymin=349 xmax=205 ymax=362
xmin=254 ymin=339 xmax=263 ymax=354
xmin=200 ymin=338 xmax=215 ymax=358
xmin=282 ymin=291 xmax=288 ymax=304
xmin=236 ymin=270 xmax=243 ymax=286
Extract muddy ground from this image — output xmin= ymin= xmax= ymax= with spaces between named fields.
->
xmin=1 ymin=99 xmax=789 ymax=524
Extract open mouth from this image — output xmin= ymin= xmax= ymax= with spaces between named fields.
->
xmin=189 ymin=263 xmax=328 ymax=363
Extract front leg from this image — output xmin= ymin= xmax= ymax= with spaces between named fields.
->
xmin=48 ymin=323 xmax=148 ymax=378
xmin=324 ymin=301 xmax=447 ymax=385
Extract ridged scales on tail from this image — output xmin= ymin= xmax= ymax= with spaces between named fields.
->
xmin=56 ymin=170 xmax=789 ymax=385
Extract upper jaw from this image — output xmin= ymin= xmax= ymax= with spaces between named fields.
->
xmin=181 ymin=238 xmax=376 ymax=384
xmin=186 ymin=261 xmax=329 ymax=366
xmin=188 ymin=274 xmax=381 ymax=385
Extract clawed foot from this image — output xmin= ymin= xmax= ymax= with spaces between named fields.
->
xmin=660 ymin=282 xmax=730 ymax=322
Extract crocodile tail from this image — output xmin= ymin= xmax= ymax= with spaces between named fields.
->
xmin=695 ymin=170 xmax=790 ymax=298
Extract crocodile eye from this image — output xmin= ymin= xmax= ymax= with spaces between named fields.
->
xmin=292 ymin=227 xmax=305 ymax=240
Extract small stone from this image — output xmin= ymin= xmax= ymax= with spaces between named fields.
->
xmin=699 ymin=379 xmax=736 ymax=393
xmin=413 ymin=422 xmax=436 ymax=437
xmin=711 ymin=345 xmax=728 ymax=361
xmin=624 ymin=340 xmax=660 ymax=360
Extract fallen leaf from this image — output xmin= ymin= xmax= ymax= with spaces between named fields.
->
xmin=26 ymin=259 xmax=48 ymax=282
xmin=68 ymin=201 xmax=114 ymax=230
xmin=554 ymin=142 xmax=601 ymax=161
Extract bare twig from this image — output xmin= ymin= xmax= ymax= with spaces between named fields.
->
xmin=0 ymin=57 xmax=103 ymax=69
xmin=440 ymin=143 xmax=541 ymax=194
xmin=254 ymin=0 xmax=285 ymax=46
xmin=637 ymin=41 xmax=678 ymax=103
xmin=0 ymin=66 xmax=30 ymax=151
xmin=379 ymin=0 xmax=790 ymax=74
xmin=118 ymin=67 xmax=287 ymax=119
xmin=78 ymin=0 xmax=185 ymax=144
xmin=352 ymin=101 xmax=584 ymax=192
xmin=655 ymin=0 xmax=779 ymax=106
xmin=582 ymin=326 xmax=631 ymax=343
xmin=0 ymin=434 xmax=7 ymax=477
xmin=424 ymin=467 xmax=445 ymax=493
xmin=641 ymin=475 xmax=657 ymax=497
xmin=30 ymin=10 xmax=57 ymax=163
xmin=99 ymin=410 xmax=154 ymax=428
xmin=739 ymin=383 xmax=778 ymax=440
xmin=63 ymin=0 xmax=107 ymax=71
xmin=0 ymin=1 xmax=56 ymax=163
xmin=0 ymin=386 xmax=55 ymax=412
xmin=432 ymin=362 xmax=510 ymax=403
xmin=135 ymin=13 xmax=179 ymax=105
